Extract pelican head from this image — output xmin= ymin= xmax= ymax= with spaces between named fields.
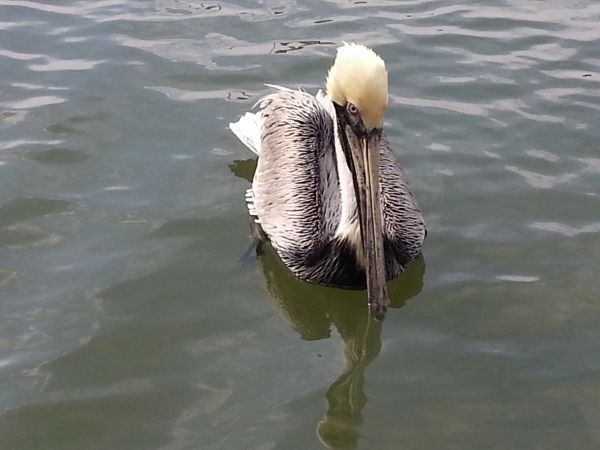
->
xmin=326 ymin=43 xmax=390 ymax=318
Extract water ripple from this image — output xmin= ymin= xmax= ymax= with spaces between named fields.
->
xmin=0 ymin=0 xmax=135 ymax=18
xmin=148 ymin=86 xmax=257 ymax=103
xmin=504 ymin=166 xmax=578 ymax=189
xmin=2 ymin=96 xmax=66 ymax=109
xmin=530 ymin=222 xmax=600 ymax=237
xmin=28 ymin=57 xmax=104 ymax=72
xmin=0 ymin=49 xmax=43 ymax=61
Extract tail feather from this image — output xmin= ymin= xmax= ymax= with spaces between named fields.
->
xmin=229 ymin=111 xmax=263 ymax=155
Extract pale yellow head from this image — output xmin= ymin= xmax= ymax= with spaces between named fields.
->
xmin=326 ymin=43 xmax=388 ymax=130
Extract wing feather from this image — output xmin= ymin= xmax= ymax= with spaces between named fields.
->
xmin=379 ymin=137 xmax=426 ymax=273
xmin=252 ymin=89 xmax=339 ymax=266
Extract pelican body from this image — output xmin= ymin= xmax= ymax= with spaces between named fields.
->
xmin=230 ymin=44 xmax=426 ymax=317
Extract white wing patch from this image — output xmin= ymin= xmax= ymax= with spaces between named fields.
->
xmin=229 ymin=111 xmax=263 ymax=155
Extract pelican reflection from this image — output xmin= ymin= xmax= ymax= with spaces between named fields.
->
xmin=230 ymin=158 xmax=425 ymax=449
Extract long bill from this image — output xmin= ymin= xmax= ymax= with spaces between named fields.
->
xmin=345 ymin=126 xmax=390 ymax=319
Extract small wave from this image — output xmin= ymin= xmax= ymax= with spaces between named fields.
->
xmin=505 ymin=166 xmax=578 ymax=189
xmin=148 ymin=86 xmax=257 ymax=103
xmin=497 ymin=275 xmax=539 ymax=283
xmin=2 ymin=96 xmax=65 ymax=109
xmin=28 ymin=57 xmax=104 ymax=72
xmin=530 ymin=222 xmax=600 ymax=237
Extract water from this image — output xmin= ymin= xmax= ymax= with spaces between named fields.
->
xmin=1 ymin=0 xmax=599 ymax=448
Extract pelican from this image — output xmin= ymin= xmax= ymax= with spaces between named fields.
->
xmin=229 ymin=43 xmax=426 ymax=318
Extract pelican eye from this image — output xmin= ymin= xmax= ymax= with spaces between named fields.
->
xmin=347 ymin=102 xmax=359 ymax=115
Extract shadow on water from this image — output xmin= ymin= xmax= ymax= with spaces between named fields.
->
xmin=230 ymin=158 xmax=426 ymax=449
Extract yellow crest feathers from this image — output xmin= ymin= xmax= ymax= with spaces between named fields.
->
xmin=326 ymin=43 xmax=388 ymax=129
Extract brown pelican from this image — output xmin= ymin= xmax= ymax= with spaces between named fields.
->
xmin=230 ymin=43 xmax=426 ymax=318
